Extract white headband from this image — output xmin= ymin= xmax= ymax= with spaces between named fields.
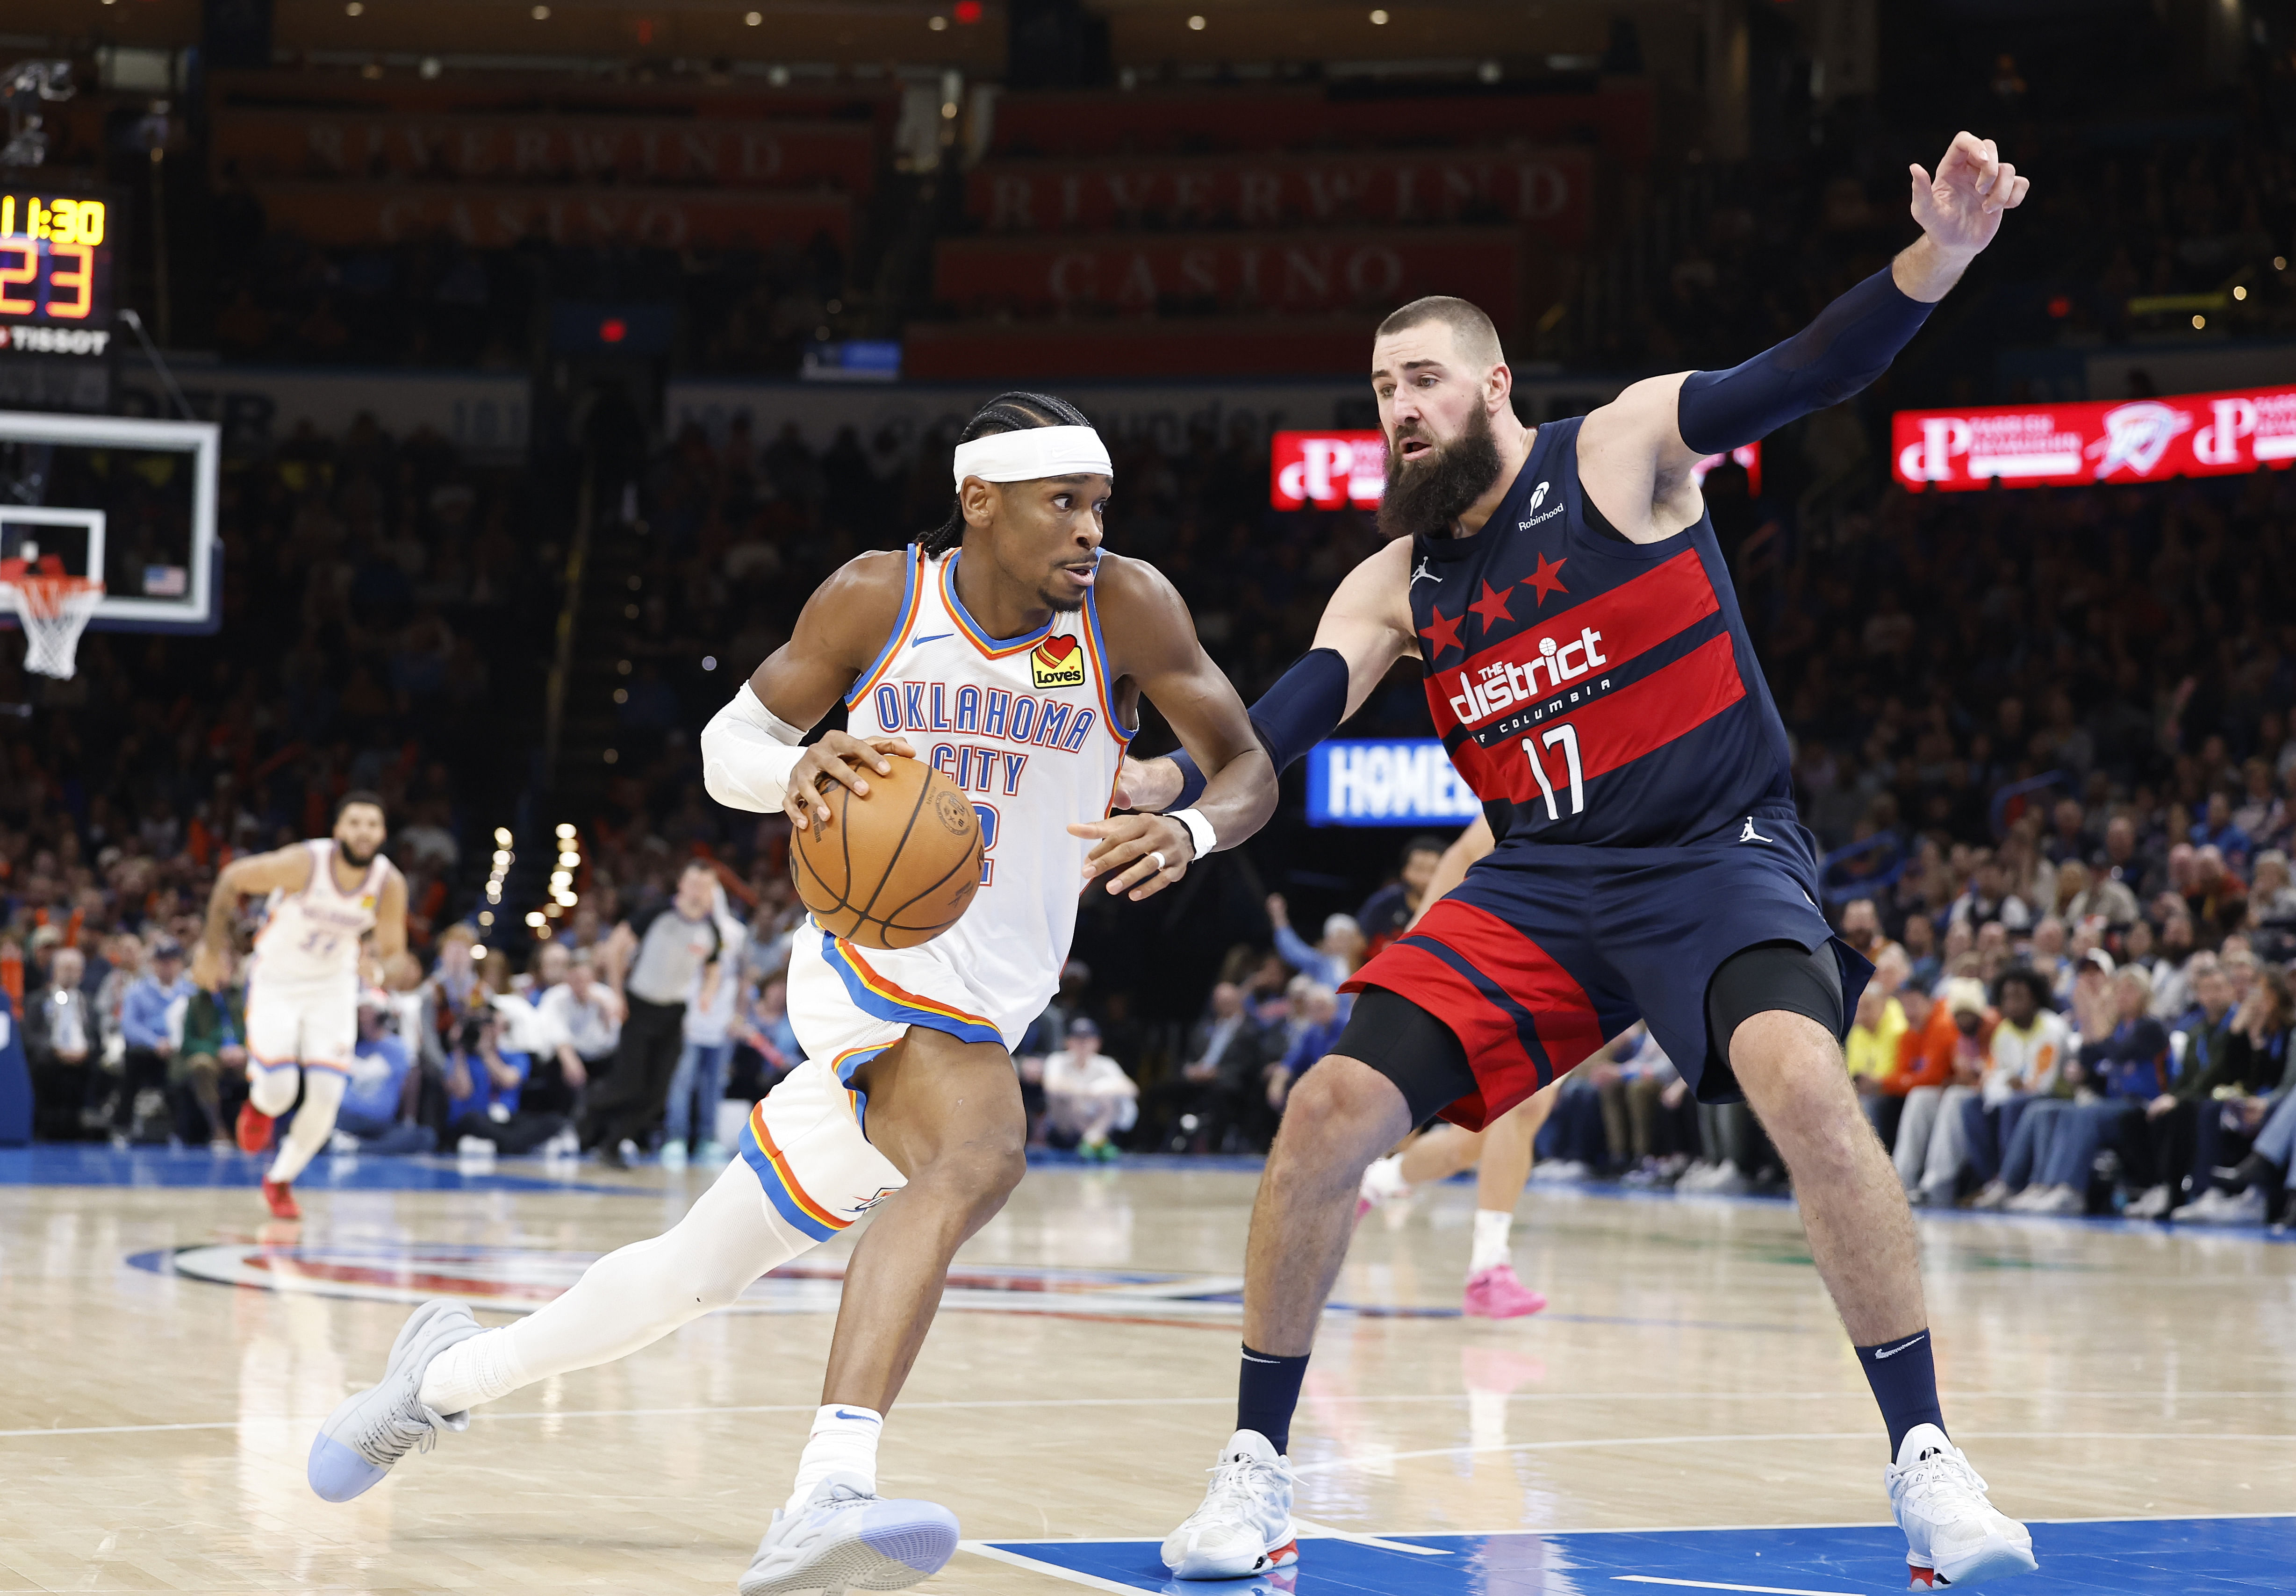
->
xmin=952 ymin=424 xmax=1112 ymax=487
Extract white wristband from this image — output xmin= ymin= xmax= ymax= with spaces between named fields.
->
xmin=700 ymin=683 xmax=808 ymax=813
xmin=1170 ymin=807 xmax=1217 ymax=861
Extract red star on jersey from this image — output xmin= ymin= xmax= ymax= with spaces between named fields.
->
xmin=1467 ymin=580 xmax=1514 ymax=629
xmin=1420 ymin=603 xmax=1464 ymax=660
xmin=1520 ymin=551 xmax=1569 ymax=608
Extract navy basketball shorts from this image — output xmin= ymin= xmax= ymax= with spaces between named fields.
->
xmin=1341 ymin=810 xmax=1873 ymax=1130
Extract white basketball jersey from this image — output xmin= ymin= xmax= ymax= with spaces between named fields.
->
xmin=251 ymin=839 xmax=386 ymax=988
xmin=840 ymin=545 xmax=1132 ymax=1037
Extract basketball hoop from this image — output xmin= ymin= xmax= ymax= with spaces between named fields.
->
xmin=1 ymin=566 xmax=105 ymax=680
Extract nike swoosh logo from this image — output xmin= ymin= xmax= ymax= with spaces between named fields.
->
xmin=908 ymin=632 xmax=952 ymax=649
xmin=1873 ymin=1334 xmax=1928 ymax=1360
xmin=832 ymin=1408 xmax=881 ymax=1423
xmin=1239 ymin=1353 xmax=1283 ymax=1365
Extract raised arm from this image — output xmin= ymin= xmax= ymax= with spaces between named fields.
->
xmin=1579 ymin=130 xmax=2029 ymax=544
xmin=192 ymin=845 xmax=314 ymax=990
xmin=1124 ymin=536 xmax=1421 ymax=812
xmin=700 ymin=551 xmax=917 ymax=834
xmin=1068 ymin=556 xmax=1278 ymax=901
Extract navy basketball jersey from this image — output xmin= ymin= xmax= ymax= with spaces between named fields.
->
xmin=1409 ymin=415 xmax=1795 ymax=848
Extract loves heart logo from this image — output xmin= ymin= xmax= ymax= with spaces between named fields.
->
xmin=1031 ymin=633 xmax=1086 ymax=690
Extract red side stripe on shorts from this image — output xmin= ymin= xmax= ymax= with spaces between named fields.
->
xmin=1344 ymin=899 xmax=1607 ymax=1132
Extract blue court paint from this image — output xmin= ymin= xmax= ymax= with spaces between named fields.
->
xmin=981 ymin=1516 xmax=2296 ymax=1594
xmin=0 ymin=1145 xmax=642 ymax=1194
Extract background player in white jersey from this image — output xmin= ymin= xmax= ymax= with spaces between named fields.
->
xmin=306 ymin=392 xmax=1276 ymax=1596
xmin=191 ymin=792 xmax=407 ymax=1219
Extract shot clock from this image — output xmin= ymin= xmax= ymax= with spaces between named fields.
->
xmin=0 ymin=190 xmax=115 ymax=358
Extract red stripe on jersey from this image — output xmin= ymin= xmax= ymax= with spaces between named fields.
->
xmin=1343 ymin=899 xmax=1607 ymax=1131
xmin=1446 ymin=631 xmax=1747 ymax=806
xmin=1427 ymin=549 xmax=1718 ymax=738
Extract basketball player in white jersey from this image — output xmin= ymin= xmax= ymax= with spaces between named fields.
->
xmin=308 ymin=393 xmax=1277 ymax=1596
xmin=191 ymin=792 xmax=408 ymax=1219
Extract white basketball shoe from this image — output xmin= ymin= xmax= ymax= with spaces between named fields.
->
xmin=1886 ymin=1424 xmax=2036 ymax=1588
xmin=307 ymin=1299 xmax=486 ymax=1502
xmin=738 ymin=1472 xmax=958 ymax=1595
xmin=1161 ymin=1429 xmax=1299 ymax=1579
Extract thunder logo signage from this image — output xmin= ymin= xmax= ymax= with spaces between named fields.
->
xmin=1893 ymin=383 xmax=2296 ymax=490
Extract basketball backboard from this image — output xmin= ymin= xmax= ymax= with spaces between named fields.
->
xmin=0 ymin=408 xmax=220 ymax=633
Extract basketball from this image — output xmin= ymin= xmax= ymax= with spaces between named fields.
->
xmin=788 ymin=755 xmax=983 ymax=949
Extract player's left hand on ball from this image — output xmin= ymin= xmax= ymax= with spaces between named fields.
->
xmin=1069 ymin=813 xmax=1194 ymax=901
xmin=1911 ymin=131 xmax=2028 ymax=257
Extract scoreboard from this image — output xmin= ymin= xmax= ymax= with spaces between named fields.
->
xmin=0 ymin=189 xmax=114 ymax=360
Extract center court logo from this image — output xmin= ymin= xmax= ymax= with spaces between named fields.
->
xmin=1030 ymin=634 xmax=1086 ymax=691
xmin=136 ymin=1242 xmax=1456 ymax=1325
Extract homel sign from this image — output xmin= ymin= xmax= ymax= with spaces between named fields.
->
xmin=1893 ymin=384 xmax=2296 ymax=490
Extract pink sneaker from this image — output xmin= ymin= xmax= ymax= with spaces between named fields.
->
xmin=1463 ymin=1264 xmax=1547 ymax=1319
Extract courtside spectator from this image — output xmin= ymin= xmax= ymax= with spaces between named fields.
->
xmin=2172 ymin=969 xmax=2296 ymax=1224
xmin=115 ymin=940 xmax=193 ymax=1145
xmin=173 ymin=953 xmax=248 ymax=1150
xmin=532 ymin=947 xmax=623 ymax=1109
xmin=445 ymin=1012 xmax=565 ymax=1156
xmin=1356 ymin=837 xmax=1449 ymax=956
xmin=24 ymin=946 xmax=97 ymax=1141
xmin=1949 ymin=969 xmax=2067 ymax=1204
xmin=1151 ymin=982 xmax=1274 ymax=1152
xmin=337 ymin=993 xmax=432 ymax=1155
xmin=2011 ymin=964 xmax=2169 ymax=1214
xmin=1264 ymin=893 xmax=1366 ymax=995
xmin=662 ymin=887 xmax=748 ymax=1168
xmin=732 ymin=973 xmax=802 ymax=1093
xmin=1041 ymin=1018 xmax=1138 ymax=1161
xmin=1894 ymin=977 xmax=1996 ymax=1203
xmin=1269 ymin=984 xmax=1345 ymax=1114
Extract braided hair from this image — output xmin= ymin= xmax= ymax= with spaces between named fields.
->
xmin=919 ymin=390 xmax=1096 ymax=557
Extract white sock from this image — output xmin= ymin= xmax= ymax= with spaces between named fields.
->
xmin=417 ymin=1325 xmax=533 ymax=1414
xmin=267 ymin=1069 xmax=346 ymax=1185
xmin=787 ymin=1404 xmax=883 ymax=1513
xmin=1361 ymin=1154 xmax=1411 ymax=1202
xmin=1470 ymin=1207 xmax=1513 ymax=1274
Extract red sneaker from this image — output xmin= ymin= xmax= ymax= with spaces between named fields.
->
xmin=237 ymin=1103 xmax=275 ymax=1154
xmin=261 ymin=1179 xmax=300 ymax=1220
xmin=1463 ymin=1264 xmax=1548 ymax=1320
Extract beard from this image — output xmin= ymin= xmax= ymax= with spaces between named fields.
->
xmin=1377 ymin=405 xmax=1505 ymax=540
xmin=337 ymin=837 xmax=380 ymax=868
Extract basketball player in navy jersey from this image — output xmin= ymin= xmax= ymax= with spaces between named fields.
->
xmin=1137 ymin=133 xmax=2036 ymax=1588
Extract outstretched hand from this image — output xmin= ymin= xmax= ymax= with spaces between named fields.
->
xmin=1911 ymin=131 xmax=2028 ymax=259
xmin=1070 ymin=812 xmax=1194 ymax=901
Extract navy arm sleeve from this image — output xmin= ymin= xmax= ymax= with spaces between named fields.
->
xmin=1162 ymin=647 xmax=1350 ymax=811
xmin=1676 ymin=266 xmax=1935 ymax=456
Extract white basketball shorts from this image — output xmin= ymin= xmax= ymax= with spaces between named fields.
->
xmin=245 ymin=975 xmax=358 ymax=1076
xmin=737 ymin=925 xmax=1011 ymax=1242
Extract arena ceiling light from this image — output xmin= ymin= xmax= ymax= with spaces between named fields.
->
xmin=1187 ymin=14 xmax=1205 ymax=29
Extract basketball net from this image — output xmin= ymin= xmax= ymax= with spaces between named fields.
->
xmin=1 ymin=564 xmax=105 ymax=680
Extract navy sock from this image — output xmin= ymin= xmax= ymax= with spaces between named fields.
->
xmin=1236 ymin=1344 xmax=1310 ymax=1455
xmin=1855 ymin=1329 xmax=1945 ymax=1457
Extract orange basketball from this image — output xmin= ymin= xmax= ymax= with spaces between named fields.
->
xmin=788 ymin=754 xmax=984 ymax=949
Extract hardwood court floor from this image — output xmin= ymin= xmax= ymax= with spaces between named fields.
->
xmin=1 ymin=1147 xmax=2292 ymax=1593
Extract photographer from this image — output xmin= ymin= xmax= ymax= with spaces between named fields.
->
xmin=445 ymin=1011 xmax=567 ymax=1156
